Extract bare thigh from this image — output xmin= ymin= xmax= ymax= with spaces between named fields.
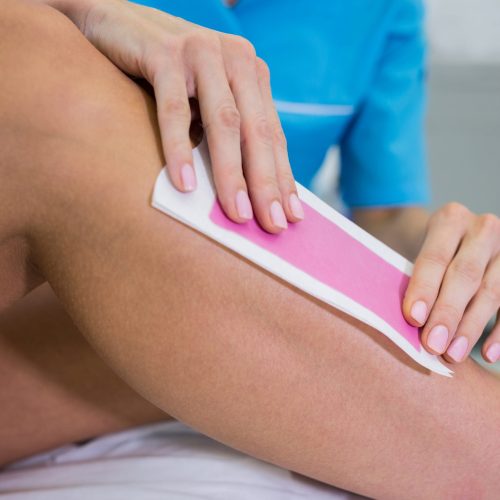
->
xmin=0 ymin=284 xmax=167 ymax=462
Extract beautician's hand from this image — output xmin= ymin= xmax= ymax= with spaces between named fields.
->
xmin=47 ymin=0 xmax=303 ymax=232
xmin=403 ymin=203 xmax=500 ymax=364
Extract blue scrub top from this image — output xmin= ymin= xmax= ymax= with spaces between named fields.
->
xmin=134 ymin=0 xmax=430 ymax=208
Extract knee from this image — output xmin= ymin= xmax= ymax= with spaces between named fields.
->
xmin=1 ymin=0 xmax=136 ymax=133
xmin=0 ymin=2 xmax=161 ymax=232
xmin=0 ymin=1 xmax=92 ymax=133
xmin=0 ymin=0 xmax=81 ymax=69
xmin=0 ymin=0 xmax=151 ymax=182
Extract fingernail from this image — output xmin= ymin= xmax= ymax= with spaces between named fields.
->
xmin=289 ymin=193 xmax=304 ymax=220
xmin=236 ymin=190 xmax=253 ymax=220
xmin=447 ymin=336 xmax=468 ymax=362
xmin=485 ymin=342 xmax=500 ymax=363
xmin=410 ymin=300 xmax=428 ymax=325
xmin=427 ymin=325 xmax=449 ymax=353
xmin=270 ymin=200 xmax=287 ymax=229
xmin=180 ymin=163 xmax=196 ymax=191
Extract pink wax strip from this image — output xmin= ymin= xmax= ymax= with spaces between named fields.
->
xmin=210 ymin=200 xmax=421 ymax=350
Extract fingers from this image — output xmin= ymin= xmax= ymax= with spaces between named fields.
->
xmin=223 ymin=37 xmax=290 ymax=232
xmin=483 ymin=311 xmax=500 ymax=364
xmin=192 ymin=40 xmax=254 ymax=224
xmin=423 ymin=215 xmax=495 ymax=360
xmin=154 ymin=62 xmax=196 ymax=192
xmin=404 ymin=205 xmax=500 ymax=364
xmin=149 ymin=27 xmax=300 ymax=232
xmin=256 ymin=58 xmax=304 ymax=223
xmin=444 ymin=255 xmax=500 ymax=363
xmin=403 ymin=203 xmax=470 ymax=329
xmin=103 ymin=3 xmax=299 ymax=230
xmin=226 ymin=43 xmax=284 ymax=232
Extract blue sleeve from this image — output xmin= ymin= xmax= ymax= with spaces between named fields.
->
xmin=339 ymin=0 xmax=430 ymax=208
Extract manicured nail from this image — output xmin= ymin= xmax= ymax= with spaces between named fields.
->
xmin=410 ymin=300 xmax=428 ymax=325
xmin=427 ymin=325 xmax=449 ymax=353
xmin=180 ymin=163 xmax=196 ymax=191
xmin=289 ymin=193 xmax=304 ymax=220
xmin=270 ymin=200 xmax=287 ymax=229
xmin=236 ymin=190 xmax=253 ymax=220
xmin=485 ymin=342 xmax=500 ymax=363
xmin=447 ymin=336 xmax=468 ymax=362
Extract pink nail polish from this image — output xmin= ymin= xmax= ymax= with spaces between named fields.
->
xmin=236 ymin=190 xmax=253 ymax=220
xmin=180 ymin=163 xmax=197 ymax=192
xmin=410 ymin=300 xmax=428 ymax=325
xmin=270 ymin=200 xmax=287 ymax=229
xmin=289 ymin=193 xmax=304 ymax=220
xmin=446 ymin=336 xmax=468 ymax=362
xmin=485 ymin=343 xmax=500 ymax=363
xmin=427 ymin=325 xmax=449 ymax=353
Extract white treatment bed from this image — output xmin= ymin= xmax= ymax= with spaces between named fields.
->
xmin=0 ymin=420 xmax=364 ymax=499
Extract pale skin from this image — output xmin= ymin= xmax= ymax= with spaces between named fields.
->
xmin=1 ymin=2 xmax=500 ymax=499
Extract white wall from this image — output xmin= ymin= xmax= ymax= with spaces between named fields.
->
xmin=425 ymin=0 xmax=500 ymax=214
xmin=426 ymin=0 xmax=500 ymax=63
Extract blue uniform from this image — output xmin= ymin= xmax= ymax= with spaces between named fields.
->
xmin=135 ymin=0 xmax=429 ymax=208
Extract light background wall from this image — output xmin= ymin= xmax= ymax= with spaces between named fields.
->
xmin=426 ymin=0 xmax=500 ymax=214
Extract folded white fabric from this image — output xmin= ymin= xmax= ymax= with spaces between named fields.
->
xmin=1 ymin=421 xmax=362 ymax=499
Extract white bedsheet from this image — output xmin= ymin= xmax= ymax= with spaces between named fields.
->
xmin=0 ymin=421 xmax=364 ymax=499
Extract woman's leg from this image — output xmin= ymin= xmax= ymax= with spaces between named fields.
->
xmin=0 ymin=284 xmax=167 ymax=463
xmin=1 ymin=2 xmax=500 ymax=498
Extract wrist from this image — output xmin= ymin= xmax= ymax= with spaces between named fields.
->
xmin=353 ymin=207 xmax=430 ymax=261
